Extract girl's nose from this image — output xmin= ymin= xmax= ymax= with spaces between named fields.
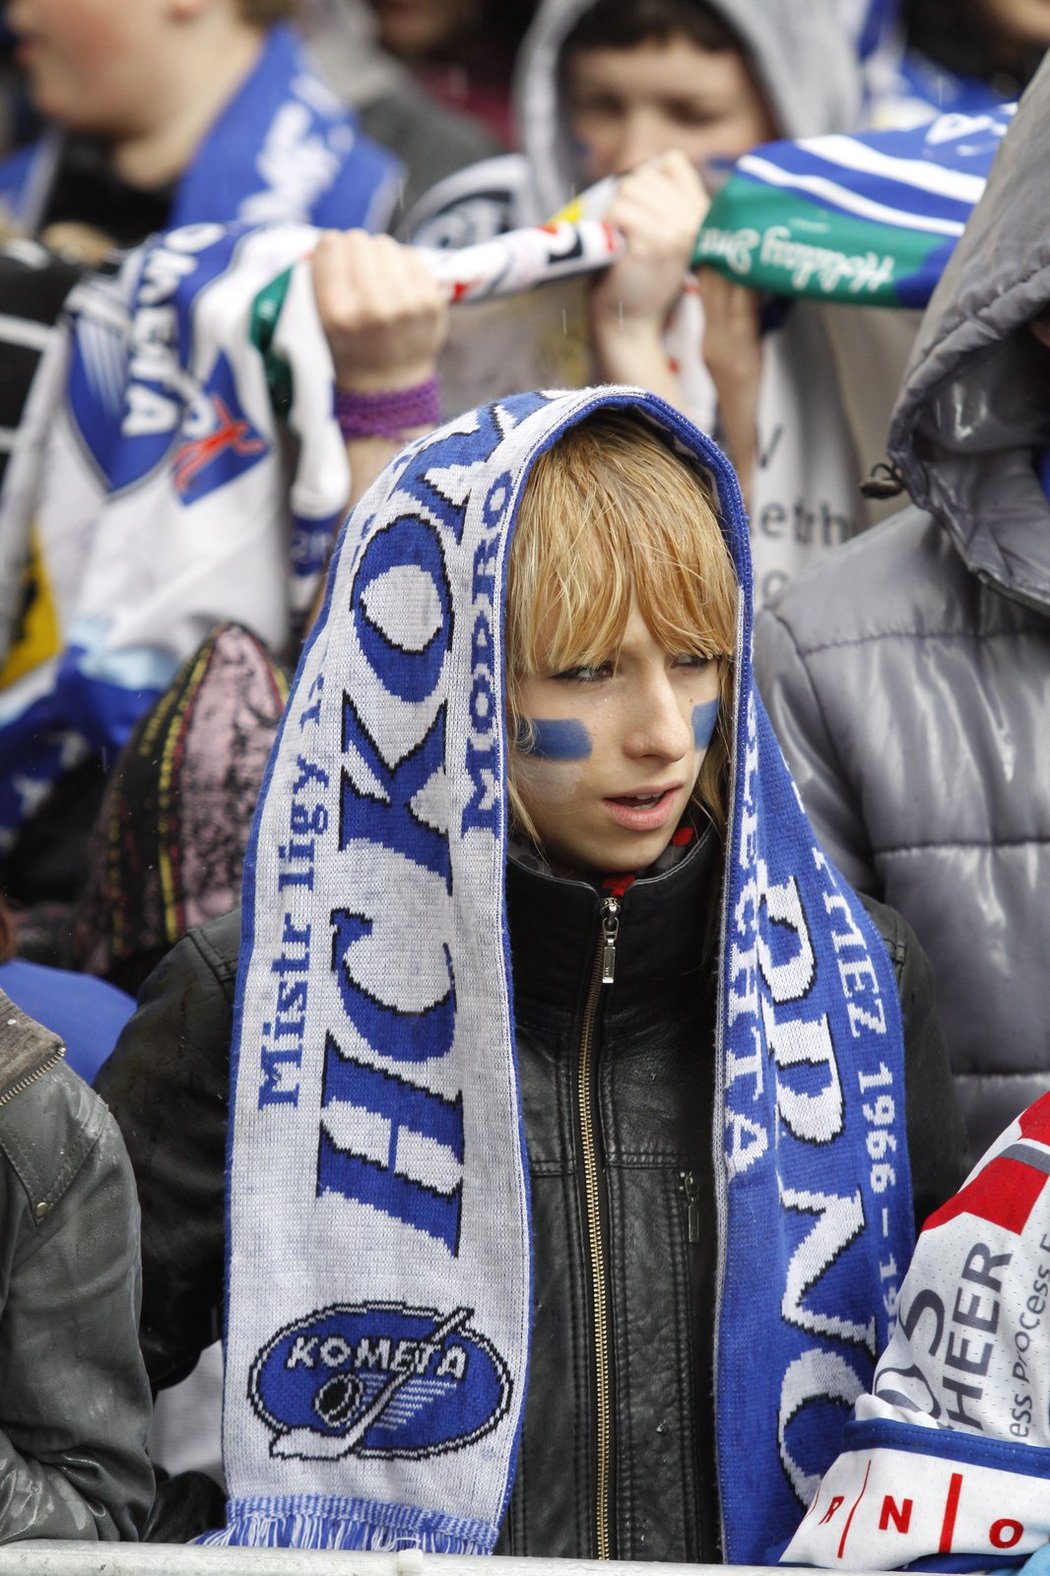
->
xmin=623 ymin=674 xmax=692 ymax=762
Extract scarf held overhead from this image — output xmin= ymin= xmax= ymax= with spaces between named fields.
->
xmin=0 ymin=222 xmax=348 ymax=849
xmin=695 ymin=106 xmax=1012 ymax=308
xmin=208 ymin=386 xmax=913 ymax=1557
xmin=0 ymin=207 xmax=631 ymax=850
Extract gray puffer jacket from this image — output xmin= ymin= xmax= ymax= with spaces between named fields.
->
xmin=0 ymin=993 xmax=153 ymax=1541
xmin=755 ymin=64 xmax=1050 ymax=1172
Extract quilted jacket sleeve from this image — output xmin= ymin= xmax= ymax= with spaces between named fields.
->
xmin=755 ymin=602 xmax=881 ymax=898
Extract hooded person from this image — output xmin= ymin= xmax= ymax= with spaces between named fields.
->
xmin=101 ymin=384 xmax=966 ymax=1558
xmin=754 ymin=51 xmax=1050 ymax=1176
xmin=404 ymin=0 xmax=885 ymax=608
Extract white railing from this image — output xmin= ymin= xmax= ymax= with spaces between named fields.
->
xmin=0 ymin=1551 xmax=788 ymax=1576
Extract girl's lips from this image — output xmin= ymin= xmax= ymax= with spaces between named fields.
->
xmin=602 ymin=785 xmax=682 ymax=831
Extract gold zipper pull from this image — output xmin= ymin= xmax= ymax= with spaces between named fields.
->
xmin=600 ymin=896 xmax=620 ymax=985
xmin=679 ymin=1170 xmax=700 ymax=1243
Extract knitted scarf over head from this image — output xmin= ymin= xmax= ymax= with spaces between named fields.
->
xmin=210 ymin=387 xmax=914 ymax=1560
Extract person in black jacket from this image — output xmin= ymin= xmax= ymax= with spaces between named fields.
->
xmin=98 ymin=386 xmax=965 ymax=1559
xmin=0 ymin=992 xmax=153 ymax=1543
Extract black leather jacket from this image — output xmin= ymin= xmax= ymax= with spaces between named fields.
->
xmin=0 ymin=994 xmax=154 ymax=1541
xmin=97 ymin=836 xmax=964 ymax=1555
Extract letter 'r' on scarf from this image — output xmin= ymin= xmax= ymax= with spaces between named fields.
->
xmin=209 ymin=387 xmax=914 ymax=1559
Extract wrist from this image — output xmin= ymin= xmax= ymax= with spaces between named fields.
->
xmin=333 ymin=357 xmax=440 ymax=395
xmin=589 ymin=310 xmax=668 ymax=369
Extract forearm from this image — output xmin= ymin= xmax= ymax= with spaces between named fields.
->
xmin=589 ymin=317 xmax=684 ymax=409
xmin=711 ymin=369 xmax=759 ymax=509
xmin=0 ymin=1425 xmax=137 ymax=1543
xmin=344 ymin=426 xmax=433 ymax=512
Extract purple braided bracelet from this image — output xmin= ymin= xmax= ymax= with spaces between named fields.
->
xmin=334 ymin=376 xmax=442 ymax=441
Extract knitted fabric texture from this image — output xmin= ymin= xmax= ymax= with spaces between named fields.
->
xmin=208 ymin=387 xmax=914 ymax=1559
xmin=784 ymin=1091 xmax=1050 ymax=1572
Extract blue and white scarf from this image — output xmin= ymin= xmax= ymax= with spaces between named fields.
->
xmin=0 ymin=25 xmax=399 ymax=238
xmin=212 ymin=387 xmax=914 ymax=1559
xmin=0 ymin=222 xmax=347 ymax=848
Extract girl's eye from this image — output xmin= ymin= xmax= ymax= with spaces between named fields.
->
xmin=672 ymin=653 xmax=714 ymax=670
xmin=552 ymin=662 xmax=613 ymax=684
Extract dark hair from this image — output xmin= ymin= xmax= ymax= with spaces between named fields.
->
xmin=238 ymin=0 xmax=300 ymax=25
xmin=562 ymin=0 xmax=745 ymax=59
xmin=903 ymin=0 xmax=1045 ymax=92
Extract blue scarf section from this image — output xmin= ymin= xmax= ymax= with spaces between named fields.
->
xmin=0 ymin=26 xmax=399 ymax=236
xmin=172 ymin=26 xmax=398 ymax=234
xmin=211 ymin=387 xmax=914 ymax=1557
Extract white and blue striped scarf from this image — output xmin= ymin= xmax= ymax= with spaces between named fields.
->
xmin=695 ymin=105 xmax=1013 ymax=308
xmin=212 ymin=387 xmax=914 ymax=1560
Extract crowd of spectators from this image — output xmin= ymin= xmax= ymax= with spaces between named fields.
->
xmin=0 ymin=0 xmax=1047 ymax=1564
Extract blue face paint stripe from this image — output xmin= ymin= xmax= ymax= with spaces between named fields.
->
xmin=519 ymin=718 xmax=592 ymax=761
xmin=692 ymin=698 xmax=720 ymax=751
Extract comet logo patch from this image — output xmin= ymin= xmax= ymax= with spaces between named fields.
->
xmin=249 ymin=1302 xmax=511 ymax=1460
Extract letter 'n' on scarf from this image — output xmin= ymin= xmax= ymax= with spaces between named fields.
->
xmin=207 ymin=388 xmax=914 ymax=1559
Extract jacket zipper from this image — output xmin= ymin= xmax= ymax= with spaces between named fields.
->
xmin=678 ymin=1170 xmax=700 ymax=1243
xmin=0 ymin=1044 xmax=65 ymax=1110
xmin=577 ymin=894 xmax=620 ymax=1558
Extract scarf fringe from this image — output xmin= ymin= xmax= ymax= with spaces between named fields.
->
xmin=199 ymin=1495 xmax=495 ymax=1554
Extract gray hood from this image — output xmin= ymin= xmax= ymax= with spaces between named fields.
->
xmin=513 ymin=0 xmax=861 ymax=219
xmin=888 ymin=65 xmax=1050 ymax=609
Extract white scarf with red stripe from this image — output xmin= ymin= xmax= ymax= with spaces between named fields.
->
xmin=784 ymin=1092 xmax=1050 ymax=1571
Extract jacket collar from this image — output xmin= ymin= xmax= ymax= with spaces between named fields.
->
xmin=0 ymin=990 xmax=64 ymax=1106
xmin=506 ymin=825 xmax=722 ymax=1026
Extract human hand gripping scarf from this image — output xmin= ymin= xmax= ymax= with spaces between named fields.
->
xmin=208 ymin=387 xmax=914 ymax=1558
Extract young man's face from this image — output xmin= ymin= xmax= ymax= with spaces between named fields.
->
xmin=565 ymin=32 xmax=777 ymax=186
xmin=511 ymin=597 xmax=721 ymax=877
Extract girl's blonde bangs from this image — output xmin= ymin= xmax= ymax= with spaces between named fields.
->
xmin=508 ymin=411 xmax=738 ymax=682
